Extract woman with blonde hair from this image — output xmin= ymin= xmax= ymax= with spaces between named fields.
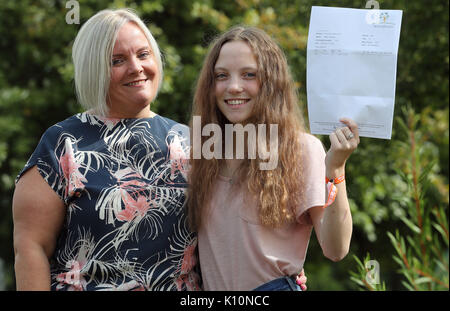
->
xmin=13 ymin=8 xmax=199 ymax=291
xmin=188 ymin=26 xmax=359 ymax=290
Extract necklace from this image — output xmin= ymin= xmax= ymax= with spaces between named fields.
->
xmin=228 ymin=171 xmax=237 ymax=185
xmin=224 ymin=162 xmax=241 ymax=185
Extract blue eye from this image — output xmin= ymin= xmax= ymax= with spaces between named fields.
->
xmin=215 ymin=73 xmax=227 ymax=79
xmin=112 ymin=59 xmax=123 ymax=66
xmin=244 ymin=72 xmax=256 ymax=78
xmin=138 ymin=51 xmax=150 ymax=58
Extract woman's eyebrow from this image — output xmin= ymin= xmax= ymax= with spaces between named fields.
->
xmin=136 ymin=46 xmax=151 ymax=52
xmin=112 ymin=46 xmax=150 ymax=57
xmin=214 ymin=66 xmax=257 ymax=71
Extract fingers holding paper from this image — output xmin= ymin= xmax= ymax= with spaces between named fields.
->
xmin=326 ymin=118 xmax=360 ymax=171
xmin=339 ymin=118 xmax=360 ymax=144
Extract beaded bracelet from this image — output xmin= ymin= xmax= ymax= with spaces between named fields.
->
xmin=323 ymin=174 xmax=345 ymax=208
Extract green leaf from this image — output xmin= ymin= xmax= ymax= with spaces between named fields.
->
xmin=352 ymin=254 xmax=365 ymax=270
xmin=432 ymin=222 xmax=449 ymax=245
xmin=392 ymin=256 xmax=404 ymax=268
xmin=349 ymin=276 xmax=365 ymax=287
xmin=414 ymin=277 xmax=433 ymax=285
xmin=401 ymin=281 xmax=415 ymax=291
xmin=400 ymin=216 xmax=422 ymax=234
xmin=434 ymin=259 xmax=449 ymax=273
xmin=418 ymin=161 xmax=436 ymax=184
xmin=406 ymin=235 xmax=422 ymax=257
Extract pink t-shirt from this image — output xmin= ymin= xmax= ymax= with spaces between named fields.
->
xmin=198 ymin=133 xmax=326 ymax=290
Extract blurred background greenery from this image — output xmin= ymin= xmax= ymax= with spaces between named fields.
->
xmin=0 ymin=0 xmax=448 ymax=290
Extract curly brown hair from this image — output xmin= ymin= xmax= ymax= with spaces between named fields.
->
xmin=187 ymin=26 xmax=307 ymax=230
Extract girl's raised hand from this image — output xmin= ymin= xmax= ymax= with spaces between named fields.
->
xmin=325 ymin=118 xmax=360 ymax=172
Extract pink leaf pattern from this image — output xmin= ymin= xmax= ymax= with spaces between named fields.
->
xmin=59 ymin=140 xmax=87 ymax=197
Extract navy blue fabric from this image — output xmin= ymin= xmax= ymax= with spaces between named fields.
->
xmin=16 ymin=112 xmax=199 ymax=291
xmin=252 ymin=276 xmax=302 ymax=291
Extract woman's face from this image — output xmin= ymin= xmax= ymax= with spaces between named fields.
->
xmin=214 ymin=40 xmax=260 ymax=124
xmin=107 ymin=22 xmax=159 ymax=118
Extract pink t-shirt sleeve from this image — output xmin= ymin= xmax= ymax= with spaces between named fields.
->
xmin=296 ymin=133 xmax=326 ymax=225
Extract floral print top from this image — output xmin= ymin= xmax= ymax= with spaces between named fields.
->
xmin=16 ymin=112 xmax=200 ymax=291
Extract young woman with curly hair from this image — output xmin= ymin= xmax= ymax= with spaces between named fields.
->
xmin=187 ymin=26 xmax=359 ymax=291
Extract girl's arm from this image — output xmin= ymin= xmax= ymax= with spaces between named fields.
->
xmin=309 ymin=118 xmax=360 ymax=261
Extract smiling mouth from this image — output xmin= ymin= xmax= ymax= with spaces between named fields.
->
xmin=124 ymin=79 xmax=148 ymax=87
xmin=225 ymin=99 xmax=250 ymax=107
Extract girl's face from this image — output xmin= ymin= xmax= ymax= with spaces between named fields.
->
xmin=214 ymin=40 xmax=260 ymax=124
xmin=107 ymin=22 xmax=160 ymax=118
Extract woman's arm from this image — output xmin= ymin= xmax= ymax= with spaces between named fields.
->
xmin=309 ymin=118 xmax=360 ymax=262
xmin=13 ymin=166 xmax=66 ymax=290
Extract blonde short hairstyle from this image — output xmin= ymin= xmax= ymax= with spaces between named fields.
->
xmin=72 ymin=8 xmax=163 ymax=117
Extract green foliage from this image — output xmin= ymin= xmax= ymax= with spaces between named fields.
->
xmin=0 ymin=0 xmax=448 ymax=290
xmin=351 ymin=107 xmax=449 ymax=291
xmin=349 ymin=253 xmax=386 ymax=291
